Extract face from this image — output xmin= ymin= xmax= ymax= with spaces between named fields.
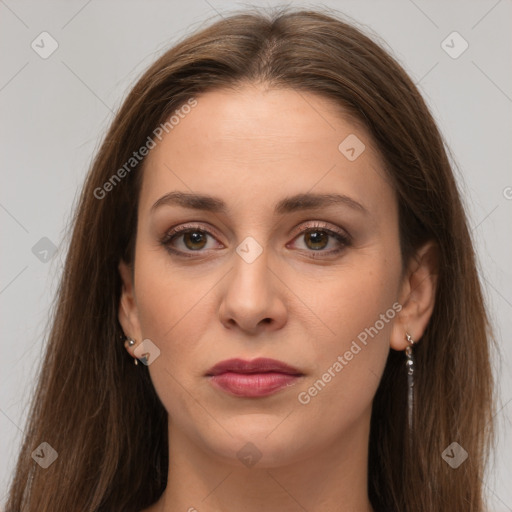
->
xmin=119 ymin=84 xmax=409 ymax=468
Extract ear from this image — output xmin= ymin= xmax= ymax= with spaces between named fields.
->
xmin=118 ymin=259 xmax=143 ymax=357
xmin=390 ymin=240 xmax=439 ymax=350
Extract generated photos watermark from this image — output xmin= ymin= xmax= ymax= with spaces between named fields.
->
xmin=93 ymin=97 xmax=198 ymax=200
xmin=297 ymin=302 xmax=402 ymax=405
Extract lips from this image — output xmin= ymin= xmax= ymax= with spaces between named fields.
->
xmin=206 ymin=358 xmax=303 ymax=398
xmin=206 ymin=357 xmax=302 ymax=376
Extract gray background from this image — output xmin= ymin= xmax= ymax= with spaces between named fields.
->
xmin=1 ymin=0 xmax=511 ymax=509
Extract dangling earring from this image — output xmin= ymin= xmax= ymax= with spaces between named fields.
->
xmin=405 ymin=332 xmax=415 ymax=434
xmin=125 ymin=336 xmax=138 ymax=365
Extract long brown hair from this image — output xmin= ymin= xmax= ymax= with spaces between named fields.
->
xmin=5 ymin=7 xmax=495 ymax=511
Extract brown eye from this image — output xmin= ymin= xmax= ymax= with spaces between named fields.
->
xmin=303 ymin=229 xmax=330 ymax=250
xmin=288 ymin=223 xmax=351 ymax=259
xmin=182 ymin=230 xmax=208 ymax=250
xmin=160 ymin=225 xmax=221 ymax=256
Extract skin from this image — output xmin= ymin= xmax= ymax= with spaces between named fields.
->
xmin=118 ymin=83 xmax=437 ymax=512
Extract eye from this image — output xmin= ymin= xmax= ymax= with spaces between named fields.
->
xmin=288 ymin=222 xmax=351 ymax=258
xmin=160 ymin=225 xmax=222 ymax=257
xmin=160 ymin=222 xmax=351 ymax=259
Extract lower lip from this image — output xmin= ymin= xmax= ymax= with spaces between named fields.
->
xmin=208 ymin=372 xmax=301 ymax=397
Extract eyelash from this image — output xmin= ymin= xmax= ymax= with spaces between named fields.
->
xmin=159 ymin=222 xmax=352 ymax=259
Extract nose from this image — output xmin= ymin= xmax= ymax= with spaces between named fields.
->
xmin=218 ymin=247 xmax=287 ymax=335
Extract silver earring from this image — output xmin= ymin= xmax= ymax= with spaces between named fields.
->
xmin=405 ymin=333 xmax=415 ymax=434
xmin=125 ymin=337 xmax=138 ymax=365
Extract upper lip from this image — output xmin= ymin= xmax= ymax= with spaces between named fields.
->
xmin=206 ymin=358 xmax=303 ymax=376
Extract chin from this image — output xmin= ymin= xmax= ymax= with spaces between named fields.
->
xmin=203 ymin=421 xmax=312 ymax=469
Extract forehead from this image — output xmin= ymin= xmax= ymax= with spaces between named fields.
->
xmin=139 ymin=85 xmax=396 ymax=220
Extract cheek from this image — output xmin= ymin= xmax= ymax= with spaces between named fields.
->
xmin=316 ymin=250 xmax=401 ymax=340
xmin=301 ymin=251 xmax=401 ymax=409
xmin=133 ymin=250 xmax=208 ymax=354
xmin=132 ymin=252 xmax=213 ymax=423
xmin=133 ymin=224 xmax=209 ymax=324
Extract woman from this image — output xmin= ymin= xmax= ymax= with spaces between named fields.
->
xmin=5 ymin=7 xmax=495 ymax=512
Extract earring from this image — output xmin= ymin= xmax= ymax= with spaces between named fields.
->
xmin=404 ymin=333 xmax=415 ymax=434
xmin=125 ymin=337 xmax=138 ymax=365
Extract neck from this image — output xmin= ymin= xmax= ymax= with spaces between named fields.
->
xmin=151 ymin=409 xmax=374 ymax=512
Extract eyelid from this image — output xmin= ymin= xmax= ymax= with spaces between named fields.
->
xmin=288 ymin=220 xmax=351 ymax=241
xmin=163 ymin=222 xmax=223 ymax=240
xmin=160 ymin=223 xmax=224 ymax=248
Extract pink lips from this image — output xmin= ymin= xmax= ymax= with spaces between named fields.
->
xmin=206 ymin=358 xmax=303 ymax=397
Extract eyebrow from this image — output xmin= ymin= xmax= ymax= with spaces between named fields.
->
xmin=150 ymin=191 xmax=368 ymax=215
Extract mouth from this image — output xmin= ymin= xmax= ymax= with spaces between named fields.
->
xmin=205 ymin=358 xmax=304 ymax=398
